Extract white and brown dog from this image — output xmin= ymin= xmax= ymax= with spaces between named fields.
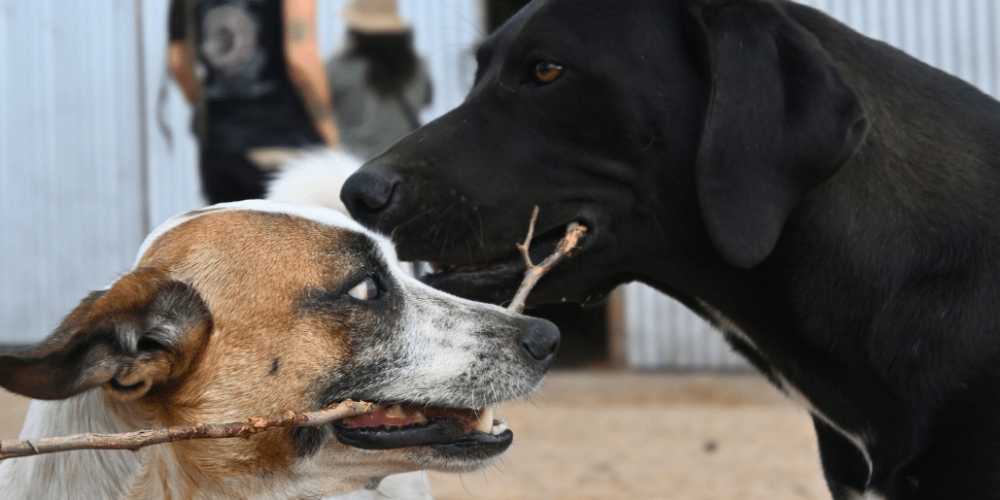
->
xmin=0 ymin=200 xmax=559 ymax=500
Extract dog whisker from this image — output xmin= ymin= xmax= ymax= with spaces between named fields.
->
xmin=640 ymin=134 xmax=655 ymax=152
xmin=497 ymin=79 xmax=516 ymax=94
xmin=392 ymin=208 xmax=434 ymax=234
xmin=425 ymin=203 xmax=457 ymax=252
xmin=476 ymin=210 xmax=486 ymax=250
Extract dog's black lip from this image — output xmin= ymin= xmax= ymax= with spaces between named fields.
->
xmin=418 ymin=222 xmax=592 ymax=299
xmin=333 ymin=418 xmax=463 ymax=449
xmin=430 ymin=429 xmax=513 ymax=456
xmin=332 ymin=418 xmax=514 ymax=456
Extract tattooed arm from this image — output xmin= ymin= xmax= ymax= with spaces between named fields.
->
xmin=168 ymin=43 xmax=200 ymax=104
xmin=167 ymin=0 xmax=199 ymax=104
xmin=283 ymin=0 xmax=340 ymax=147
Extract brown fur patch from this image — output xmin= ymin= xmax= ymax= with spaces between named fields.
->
xmin=135 ymin=210 xmax=358 ymax=476
xmin=0 ymin=271 xmax=212 ymax=401
xmin=83 ymin=268 xmax=171 ymax=330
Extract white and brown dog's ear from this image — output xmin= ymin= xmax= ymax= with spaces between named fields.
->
xmin=0 ymin=268 xmax=211 ymax=401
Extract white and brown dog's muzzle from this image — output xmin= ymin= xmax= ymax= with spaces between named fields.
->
xmin=0 ymin=200 xmax=559 ymax=500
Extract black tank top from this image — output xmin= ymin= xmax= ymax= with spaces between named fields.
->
xmin=177 ymin=0 xmax=322 ymax=152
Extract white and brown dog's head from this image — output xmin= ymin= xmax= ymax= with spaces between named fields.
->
xmin=0 ymin=200 xmax=558 ymax=500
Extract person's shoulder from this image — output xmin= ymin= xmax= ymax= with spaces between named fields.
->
xmin=324 ymin=54 xmax=344 ymax=71
xmin=327 ymin=55 xmax=367 ymax=71
xmin=414 ymin=57 xmax=432 ymax=76
xmin=326 ymin=55 xmax=365 ymax=82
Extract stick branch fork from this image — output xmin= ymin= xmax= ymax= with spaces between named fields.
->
xmin=509 ymin=206 xmax=587 ymax=313
xmin=0 ymin=208 xmax=583 ymax=461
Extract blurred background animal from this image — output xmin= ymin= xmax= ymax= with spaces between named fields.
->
xmin=325 ymin=0 xmax=433 ymax=161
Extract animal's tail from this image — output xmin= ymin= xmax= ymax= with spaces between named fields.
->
xmin=265 ymin=148 xmax=366 ymax=216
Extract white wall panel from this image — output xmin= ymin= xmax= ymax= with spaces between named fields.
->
xmin=624 ymin=284 xmax=749 ymax=371
xmin=795 ymin=0 xmax=1000 ymax=96
xmin=0 ymin=0 xmax=146 ymax=344
xmin=140 ymin=0 xmax=204 ymax=231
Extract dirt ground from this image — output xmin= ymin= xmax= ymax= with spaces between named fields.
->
xmin=0 ymin=370 xmax=830 ymax=500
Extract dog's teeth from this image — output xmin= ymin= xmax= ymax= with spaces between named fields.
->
xmin=411 ymin=410 xmax=428 ymax=424
xmin=491 ymin=418 xmax=508 ymax=435
xmin=385 ymin=404 xmax=406 ymax=419
xmin=473 ymin=404 xmax=497 ymax=433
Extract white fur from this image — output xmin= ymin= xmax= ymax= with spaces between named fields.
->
xmin=262 ymin=129 xmax=542 ymax=406
xmin=266 ymin=149 xmax=433 ymax=500
xmin=0 ymin=392 xmax=144 ymax=500
xmin=136 ymin=199 xmax=370 ymax=265
xmin=848 ymin=490 xmax=888 ymax=500
xmin=266 ymin=148 xmax=365 ymax=214
xmin=0 ymin=385 xmax=438 ymax=500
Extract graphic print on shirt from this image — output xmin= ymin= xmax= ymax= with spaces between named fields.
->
xmin=200 ymin=0 xmax=274 ymax=100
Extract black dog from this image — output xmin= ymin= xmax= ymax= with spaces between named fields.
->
xmin=341 ymin=0 xmax=1000 ymax=498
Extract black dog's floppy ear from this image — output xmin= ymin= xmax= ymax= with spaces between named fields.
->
xmin=0 ymin=268 xmax=211 ymax=401
xmin=687 ymin=0 xmax=869 ymax=267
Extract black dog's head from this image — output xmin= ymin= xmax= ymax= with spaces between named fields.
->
xmin=341 ymin=0 xmax=868 ymax=306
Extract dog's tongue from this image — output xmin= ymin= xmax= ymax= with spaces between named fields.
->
xmin=339 ymin=404 xmax=430 ymax=428
xmin=339 ymin=403 xmax=497 ymax=434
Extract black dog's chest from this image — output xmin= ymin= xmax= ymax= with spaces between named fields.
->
xmin=700 ymin=301 xmax=872 ymax=454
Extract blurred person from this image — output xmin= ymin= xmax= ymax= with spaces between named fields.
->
xmin=168 ymin=0 xmax=339 ymax=204
xmin=326 ymin=0 xmax=432 ymax=160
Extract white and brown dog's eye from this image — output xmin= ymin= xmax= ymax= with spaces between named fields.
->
xmin=347 ymin=276 xmax=380 ymax=301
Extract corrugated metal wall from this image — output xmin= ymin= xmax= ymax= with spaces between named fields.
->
xmin=624 ymin=0 xmax=1000 ymax=370
xmin=141 ymin=0 xmax=205 ymax=232
xmin=0 ymin=0 xmax=148 ymax=343
xmin=0 ymin=0 xmax=481 ymax=344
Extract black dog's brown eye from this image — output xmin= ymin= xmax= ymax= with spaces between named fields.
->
xmin=347 ymin=276 xmax=379 ymax=301
xmin=534 ymin=62 xmax=563 ymax=84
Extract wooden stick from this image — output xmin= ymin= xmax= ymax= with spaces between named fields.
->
xmin=0 ymin=400 xmax=379 ymax=461
xmin=516 ymin=206 xmax=541 ymax=268
xmin=508 ymin=207 xmax=587 ymax=313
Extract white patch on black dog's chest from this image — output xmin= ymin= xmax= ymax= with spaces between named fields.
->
xmin=696 ymin=298 xmax=874 ymax=479
xmin=847 ymin=490 xmax=888 ymax=500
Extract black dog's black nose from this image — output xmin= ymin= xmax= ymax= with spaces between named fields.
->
xmin=340 ymin=169 xmax=399 ymax=222
xmin=520 ymin=318 xmax=560 ymax=368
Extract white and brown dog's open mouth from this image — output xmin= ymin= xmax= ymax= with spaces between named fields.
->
xmin=333 ymin=402 xmax=511 ymax=456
